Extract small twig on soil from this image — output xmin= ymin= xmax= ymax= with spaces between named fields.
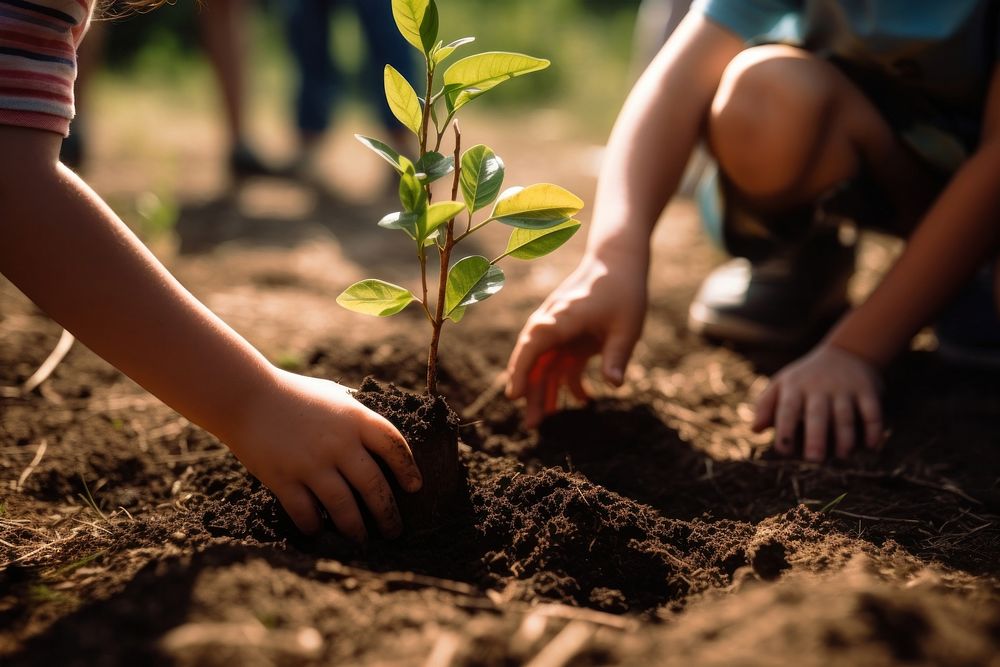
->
xmin=899 ymin=475 xmax=983 ymax=505
xmin=1 ymin=533 xmax=75 ymax=568
xmin=422 ymin=631 xmax=462 ymax=667
xmin=315 ymin=560 xmax=480 ymax=597
xmin=830 ymin=509 xmax=924 ymax=524
xmin=833 ymin=467 xmax=984 ymax=505
xmin=16 ymin=440 xmax=48 ymax=492
xmin=957 ymin=522 xmax=993 ymax=537
xmin=462 ymin=373 xmax=509 ymax=420
xmin=528 ymin=603 xmax=638 ymax=631
xmin=524 ymin=620 xmax=596 ymax=667
xmin=21 ymin=328 xmax=75 ymax=396
xmin=72 ymin=517 xmax=114 ymax=535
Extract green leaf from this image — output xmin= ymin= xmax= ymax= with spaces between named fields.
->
xmin=503 ymin=219 xmax=581 ymax=260
xmin=491 ymin=184 xmax=584 ymax=229
xmin=423 ymin=201 xmax=465 ymax=237
xmin=414 ymin=151 xmax=454 ymax=183
xmin=392 ymin=0 xmax=438 ymax=54
xmin=443 ymin=52 xmax=550 ymax=112
xmin=445 ymin=256 xmax=505 ymax=316
xmin=377 ymin=211 xmax=421 ymax=239
xmin=398 ymin=159 xmax=427 ymax=213
xmin=355 ymin=134 xmax=404 ymax=171
xmin=820 ymin=492 xmax=848 ymax=514
xmin=448 ymin=305 xmax=467 ymax=323
xmin=384 ymin=65 xmax=423 ymax=136
xmin=433 ymin=36 xmax=475 ymax=65
xmin=460 ymin=145 xmax=505 ymax=212
xmin=337 ymin=280 xmax=415 ymax=317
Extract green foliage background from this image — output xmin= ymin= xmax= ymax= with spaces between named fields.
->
xmin=98 ymin=0 xmax=642 ymax=136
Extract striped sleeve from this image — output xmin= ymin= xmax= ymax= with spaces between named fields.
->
xmin=0 ymin=0 xmax=92 ymax=136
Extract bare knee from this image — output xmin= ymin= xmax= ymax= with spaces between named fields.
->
xmin=708 ymin=45 xmax=842 ymax=202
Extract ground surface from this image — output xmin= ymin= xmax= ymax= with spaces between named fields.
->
xmin=1 ymin=110 xmax=999 ymax=666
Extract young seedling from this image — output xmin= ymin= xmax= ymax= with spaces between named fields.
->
xmin=337 ymin=0 xmax=584 ymax=397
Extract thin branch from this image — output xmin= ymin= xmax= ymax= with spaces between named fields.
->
xmin=830 ymin=509 xmax=924 ymax=524
xmin=427 ymin=122 xmax=463 ymax=395
xmin=419 ymin=58 xmax=434 ymax=155
xmin=16 ymin=440 xmax=47 ymax=491
xmin=454 ymin=217 xmax=495 ymax=243
xmin=524 ymin=621 xmax=596 ymax=667
xmin=3 ymin=329 xmax=76 ymax=398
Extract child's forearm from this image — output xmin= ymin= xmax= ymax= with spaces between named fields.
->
xmin=828 ymin=140 xmax=1000 ymax=366
xmin=0 ymin=128 xmax=276 ymax=442
xmin=585 ymin=14 xmax=743 ymax=264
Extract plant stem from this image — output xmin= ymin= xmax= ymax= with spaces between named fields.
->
xmin=419 ymin=59 xmax=434 ymax=156
xmin=454 ymin=217 xmax=494 ymax=243
xmin=418 ymin=248 xmax=432 ymax=323
xmin=426 ymin=122 xmax=463 ymax=395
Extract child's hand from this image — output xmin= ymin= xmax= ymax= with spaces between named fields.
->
xmin=506 ymin=253 xmax=647 ymax=428
xmin=225 ymin=369 xmax=422 ymax=541
xmin=752 ymin=345 xmax=884 ymax=461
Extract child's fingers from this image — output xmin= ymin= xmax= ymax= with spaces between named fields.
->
xmin=506 ymin=318 xmax=560 ymax=400
xmin=276 ymin=484 xmax=323 ymax=536
xmin=360 ymin=411 xmax=422 ymax=493
xmin=543 ymin=366 xmax=561 ymax=417
xmin=752 ymin=382 xmax=778 ymax=432
xmin=339 ymin=452 xmax=403 ymax=539
xmin=562 ymin=355 xmax=590 ymax=403
xmin=773 ymin=389 xmax=803 ymax=456
xmin=832 ymin=395 xmax=855 ymax=459
xmin=600 ymin=326 xmax=638 ymax=387
xmin=308 ymin=471 xmax=367 ymax=544
xmin=856 ymin=392 xmax=883 ymax=449
xmin=524 ymin=351 xmax=558 ymax=428
xmin=803 ymin=394 xmax=830 ymax=462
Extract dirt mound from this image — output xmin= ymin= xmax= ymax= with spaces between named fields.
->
xmin=649 ymin=554 xmax=1000 ymax=667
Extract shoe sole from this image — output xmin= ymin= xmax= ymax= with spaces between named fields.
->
xmin=688 ymin=292 xmax=850 ymax=348
xmin=687 ymin=303 xmax=803 ymax=346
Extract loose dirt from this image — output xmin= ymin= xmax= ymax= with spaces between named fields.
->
xmin=2 ymin=114 xmax=999 ymax=665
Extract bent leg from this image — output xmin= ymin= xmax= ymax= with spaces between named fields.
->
xmin=707 ymin=45 xmax=939 ymax=231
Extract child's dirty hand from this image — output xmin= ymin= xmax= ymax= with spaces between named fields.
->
xmin=752 ymin=345 xmax=884 ymax=461
xmin=506 ymin=254 xmax=647 ymax=428
xmin=225 ymin=369 xmax=422 ymax=541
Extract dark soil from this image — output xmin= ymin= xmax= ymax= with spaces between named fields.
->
xmin=354 ymin=378 xmax=463 ymax=534
xmin=2 ymin=183 xmax=999 ymax=665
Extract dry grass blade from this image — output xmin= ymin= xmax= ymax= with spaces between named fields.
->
xmin=422 ymin=631 xmax=462 ymax=667
xmin=524 ymin=620 xmax=596 ymax=667
xmin=830 ymin=509 xmax=924 ymax=524
xmin=1 ymin=533 xmax=75 ymax=568
xmin=462 ymin=373 xmax=508 ymax=420
xmin=21 ymin=328 xmax=75 ymax=395
xmin=16 ymin=440 xmax=48 ymax=491
xmin=528 ymin=603 xmax=637 ymax=631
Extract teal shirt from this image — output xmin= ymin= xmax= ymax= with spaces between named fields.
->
xmin=695 ymin=0 xmax=999 ymax=120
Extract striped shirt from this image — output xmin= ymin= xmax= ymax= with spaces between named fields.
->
xmin=0 ymin=0 xmax=93 ymax=136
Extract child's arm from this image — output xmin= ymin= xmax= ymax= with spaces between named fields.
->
xmin=0 ymin=125 xmax=422 ymax=540
xmin=754 ymin=68 xmax=1000 ymax=460
xmin=506 ymin=14 xmax=744 ymax=426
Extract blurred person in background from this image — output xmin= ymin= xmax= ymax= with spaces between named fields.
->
xmin=2 ymin=0 xmax=423 ymax=540
xmin=284 ymin=0 xmax=416 ymax=181
xmin=62 ymin=0 xmax=280 ymax=181
xmin=507 ymin=0 xmax=1000 ymax=463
